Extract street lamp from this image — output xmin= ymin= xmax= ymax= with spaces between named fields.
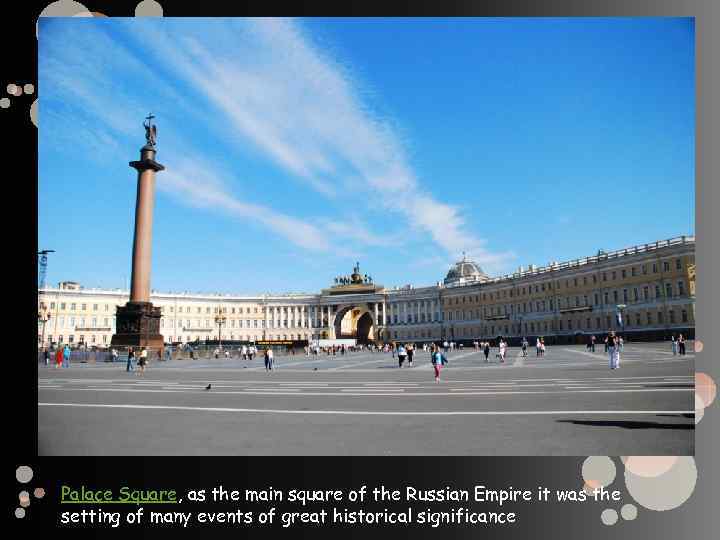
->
xmin=38 ymin=304 xmax=51 ymax=350
xmin=214 ymin=307 xmax=227 ymax=350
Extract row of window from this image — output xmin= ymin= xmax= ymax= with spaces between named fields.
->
xmin=442 ymin=283 xmax=688 ymax=322
xmin=48 ymin=317 xmax=114 ymax=329
xmin=41 ymin=333 xmax=313 ymax=345
xmin=44 ymin=302 xmax=114 ymax=312
xmin=442 ymin=258 xmax=687 ymax=306
xmin=43 ymin=301 xmax=331 ymax=317
xmin=387 ymin=308 xmax=691 ymax=340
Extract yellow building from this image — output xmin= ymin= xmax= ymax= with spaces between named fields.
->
xmin=37 ymin=235 xmax=694 ymax=348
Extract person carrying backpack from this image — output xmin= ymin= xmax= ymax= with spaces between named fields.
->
xmin=397 ymin=344 xmax=407 ymax=367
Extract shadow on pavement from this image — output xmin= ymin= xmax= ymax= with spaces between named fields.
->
xmin=556 ymin=419 xmax=694 ymax=430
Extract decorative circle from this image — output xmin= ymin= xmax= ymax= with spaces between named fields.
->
xmin=19 ymin=490 xmax=31 ymax=507
xmin=135 ymin=0 xmax=164 ymax=17
xmin=34 ymin=487 xmax=45 ymax=499
xmin=624 ymin=456 xmax=679 ymax=478
xmin=39 ymin=0 xmax=91 ymax=17
xmin=15 ymin=507 xmax=25 ymax=519
xmin=36 ymin=1 xmax=93 ymax=39
xmin=694 ymin=339 xmax=703 ymax=353
xmin=621 ymin=503 xmax=638 ymax=521
xmin=696 ymin=372 xmax=717 ymax=408
xmin=601 ymin=508 xmax=618 ymax=525
xmin=6 ymin=83 xmax=17 ymax=95
xmin=582 ymin=456 xmax=616 ymax=488
xmin=30 ymin=99 xmax=38 ymax=127
xmin=0 ymin=97 xmax=10 ymax=109
xmin=23 ymin=84 xmax=35 ymax=95
xmin=625 ymin=456 xmax=697 ymax=511
xmin=16 ymin=465 xmax=33 ymax=483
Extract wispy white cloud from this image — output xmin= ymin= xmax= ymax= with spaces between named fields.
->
xmin=158 ymin=156 xmax=332 ymax=252
xmin=40 ymin=18 xmax=514 ymax=272
xmin=113 ymin=18 xmax=511 ymax=268
xmin=322 ymin=218 xmax=399 ymax=248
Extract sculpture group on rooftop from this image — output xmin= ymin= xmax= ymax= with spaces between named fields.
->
xmin=334 ymin=262 xmax=373 ymax=286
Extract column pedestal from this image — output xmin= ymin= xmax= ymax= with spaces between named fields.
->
xmin=111 ymin=301 xmax=164 ymax=349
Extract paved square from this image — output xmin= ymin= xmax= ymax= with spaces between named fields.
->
xmin=38 ymin=343 xmax=694 ymax=455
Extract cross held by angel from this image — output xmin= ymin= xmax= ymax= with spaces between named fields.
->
xmin=144 ymin=113 xmax=157 ymax=147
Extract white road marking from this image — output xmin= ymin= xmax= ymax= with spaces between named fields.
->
xmin=38 ymin=387 xmax=692 ymax=397
xmin=38 ymin=402 xmax=695 ymax=416
xmin=39 ymin=375 xmax=694 ymax=390
xmin=340 ymin=388 xmax=405 ymax=392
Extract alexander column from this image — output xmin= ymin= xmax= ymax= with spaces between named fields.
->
xmin=111 ymin=114 xmax=165 ymax=351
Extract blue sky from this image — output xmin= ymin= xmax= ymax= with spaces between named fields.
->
xmin=38 ymin=17 xmax=694 ymax=294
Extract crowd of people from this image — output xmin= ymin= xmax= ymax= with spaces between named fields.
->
xmin=39 ymin=330 xmax=691 ymax=380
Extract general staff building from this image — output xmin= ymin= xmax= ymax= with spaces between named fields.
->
xmin=37 ymin=236 xmax=695 ymax=348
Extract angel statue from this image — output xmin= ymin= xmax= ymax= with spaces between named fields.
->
xmin=143 ymin=113 xmax=157 ymax=147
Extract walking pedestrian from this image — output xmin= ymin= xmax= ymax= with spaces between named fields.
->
xmin=397 ymin=344 xmax=407 ymax=367
xmin=62 ymin=344 xmax=71 ymax=368
xmin=55 ymin=346 xmax=63 ymax=368
xmin=678 ymin=334 xmax=686 ymax=355
xmin=671 ymin=335 xmax=677 ymax=355
xmin=540 ymin=338 xmax=546 ymax=357
xmin=483 ymin=341 xmax=490 ymax=362
xmin=126 ymin=347 xmax=135 ymax=372
xmin=267 ymin=347 xmax=274 ymax=371
xmin=137 ymin=347 xmax=148 ymax=375
xmin=43 ymin=348 xmax=50 ymax=366
xmin=407 ymin=343 xmax=414 ymax=366
xmin=613 ymin=336 xmax=621 ymax=368
xmin=536 ymin=338 xmax=541 ymax=357
xmin=521 ymin=337 xmax=528 ymax=357
xmin=431 ymin=344 xmax=445 ymax=383
xmin=499 ymin=339 xmax=507 ymax=363
xmin=607 ymin=331 xmax=618 ymax=369
xmin=591 ymin=335 xmax=596 ymax=353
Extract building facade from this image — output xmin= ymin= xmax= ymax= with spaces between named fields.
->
xmin=37 ymin=236 xmax=695 ymax=348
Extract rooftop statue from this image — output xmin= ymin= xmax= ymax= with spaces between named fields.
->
xmin=143 ymin=113 xmax=157 ymax=147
